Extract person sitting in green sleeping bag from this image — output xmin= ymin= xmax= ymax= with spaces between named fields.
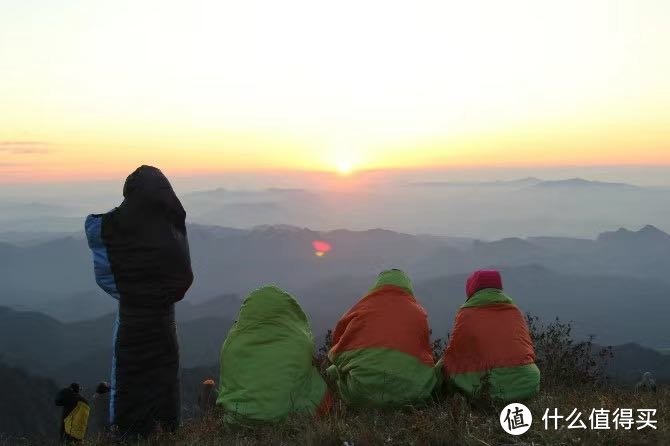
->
xmin=217 ymin=285 xmax=332 ymax=422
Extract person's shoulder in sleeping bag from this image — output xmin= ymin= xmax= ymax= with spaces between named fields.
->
xmin=327 ymin=269 xmax=440 ymax=408
xmin=216 ymin=285 xmax=331 ymax=423
xmin=84 ymin=164 xmax=193 ymax=307
xmin=442 ymin=270 xmax=540 ymax=402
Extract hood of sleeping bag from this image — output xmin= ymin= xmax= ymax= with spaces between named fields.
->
xmin=85 ymin=165 xmax=193 ymax=307
xmin=442 ymin=288 xmax=539 ymax=401
xmin=327 ymin=270 xmax=439 ymax=408
xmin=466 ymin=269 xmax=503 ymax=299
xmin=217 ymin=286 xmax=331 ymax=422
xmin=371 ymin=269 xmax=414 ymax=295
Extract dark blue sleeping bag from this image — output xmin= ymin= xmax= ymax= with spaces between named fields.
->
xmin=85 ymin=165 xmax=193 ymax=438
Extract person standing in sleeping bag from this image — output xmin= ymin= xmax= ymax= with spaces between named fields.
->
xmin=85 ymin=165 xmax=193 ymax=438
xmin=217 ymin=285 xmax=332 ymax=423
xmin=326 ymin=269 xmax=440 ymax=408
xmin=442 ymin=270 xmax=540 ymax=401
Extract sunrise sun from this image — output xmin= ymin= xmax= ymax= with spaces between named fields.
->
xmin=336 ymin=161 xmax=353 ymax=176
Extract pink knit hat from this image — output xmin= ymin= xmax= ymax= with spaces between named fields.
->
xmin=466 ymin=270 xmax=503 ymax=299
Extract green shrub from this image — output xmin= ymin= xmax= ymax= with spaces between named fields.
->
xmin=527 ymin=314 xmax=613 ymax=389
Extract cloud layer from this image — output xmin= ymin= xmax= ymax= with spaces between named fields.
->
xmin=0 ymin=141 xmax=50 ymax=154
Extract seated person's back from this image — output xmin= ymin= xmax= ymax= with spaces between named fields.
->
xmin=217 ymin=285 xmax=331 ymax=422
xmin=327 ymin=269 xmax=439 ymax=408
xmin=442 ymin=270 xmax=540 ymax=401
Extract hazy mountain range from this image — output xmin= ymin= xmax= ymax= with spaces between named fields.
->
xmin=154 ymin=177 xmax=670 ymax=239
xmin=2 ymin=176 xmax=670 ymax=239
xmin=1 ymin=220 xmax=670 ymax=389
xmin=2 ymin=222 xmax=670 ymax=349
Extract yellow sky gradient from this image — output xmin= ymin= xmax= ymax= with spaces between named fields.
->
xmin=1 ymin=0 xmax=669 ymax=182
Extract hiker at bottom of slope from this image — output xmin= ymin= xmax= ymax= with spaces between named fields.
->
xmin=55 ymin=383 xmax=90 ymax=443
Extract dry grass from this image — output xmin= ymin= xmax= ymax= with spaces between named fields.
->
xmin=4 ymin=316 xmax=664 ymax=446
xmin=50 ymin=386 xmax=667 ymax=446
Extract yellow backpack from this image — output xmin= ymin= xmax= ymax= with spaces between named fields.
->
xmin=63 ymin=401 xmax=90 ymax=441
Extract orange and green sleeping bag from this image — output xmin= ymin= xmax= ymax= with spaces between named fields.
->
xmin=327 ymin=269 xmax=440 ymax=408
xmin=217 ymin=285 xmax=331 ymax=422
xmin=442 ymin=270 xmax=540 ymax=401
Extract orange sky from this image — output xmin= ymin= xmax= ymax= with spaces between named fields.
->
xmin=1 ymin=1 xmax=669 ymax=182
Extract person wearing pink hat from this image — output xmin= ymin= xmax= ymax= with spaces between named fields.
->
xmin=441 ymin=270 xmax=540 ymax=401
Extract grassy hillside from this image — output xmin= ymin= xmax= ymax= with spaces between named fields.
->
xmin=1 ymin=315 xmax=668 ymax=445
xmin=7 ymin=387 xmax=659 ymax=446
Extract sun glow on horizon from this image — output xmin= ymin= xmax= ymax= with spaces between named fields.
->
xmin=328 ymin=147 xmax=361 ymax=176
xmin=335 ymin=159 xmax=354 ymax=176
xmin=1 ymin=0 xmax=670 ymax=181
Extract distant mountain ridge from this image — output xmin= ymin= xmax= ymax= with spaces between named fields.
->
xmin=598 ymin=224 xmax=670 ymax=244
xmin=406 ymin=177 xmax=543 ymax=188
xmin=3 ymin=223 xmax=670 ymax=314
xmin=2 ymin=176 xmax=667 ymax=238
xmin=403 ymin=177 xmax=643 ymax=190
xmin=528 ymin=177 xmax=641 ymax=190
